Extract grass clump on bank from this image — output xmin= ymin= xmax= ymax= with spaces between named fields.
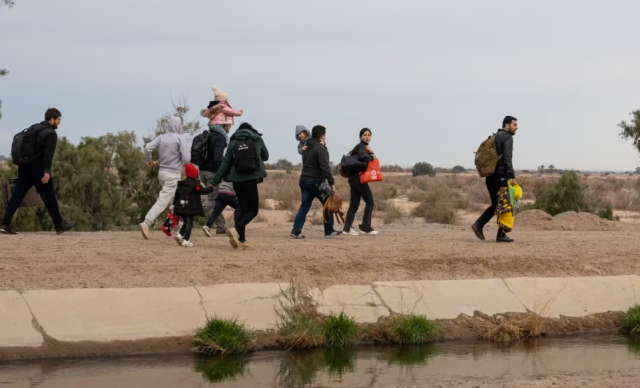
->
xmin=386 ymin=315 xmax=438 ymax=344
xmin=620 ymin=305 xmax=640 ymax=334
xmin=323 ymin=312 xmax=357 ymax=347
xmin=193 ymin=318 xmax=253 ymax=355
xmin=481 ymin=312 xmax=547 ymax=342
xmin=276 ymin=282 xmax=325 ymax=349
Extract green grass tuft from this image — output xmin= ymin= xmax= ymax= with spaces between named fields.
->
xmin=620 ymin=305 xmax=640 ymax=334
xmin=387 ymin=315 xmax=438 ymax=345
xmin=323 ymin=312 xmax=357 ymax=348
xmin=275 ymin=281 xmax=325 ymax=349
xmin=193 ymin=317 xmax=253 ymax=355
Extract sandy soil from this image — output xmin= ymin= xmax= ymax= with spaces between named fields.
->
xmin=386 ymin=369 xmax=640 ymax=387
xmin=1 ymin=212 xmax=640 ymax=291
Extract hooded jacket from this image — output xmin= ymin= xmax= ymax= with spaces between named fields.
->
xmin=212 ymin=128 xmax=269 ymax=186
xmin=199 ymin=127 xmax=228 ymax=173
xmin=494 ymin=129 xmax=515 ymax=179
xmin=200 ymin=101 xmax=242 ymax=126
xmin=295 ymin=125 xmax=310 ymax=155
xmin=25 ymin=121 xmax=57 ymax=174
xmin=172 ymin=177 xmax=214 ymax=217
xmin=144 ymin=116 xmax=191 ymax=174
xmin=300 ymin=138 xmax=335 ymax=186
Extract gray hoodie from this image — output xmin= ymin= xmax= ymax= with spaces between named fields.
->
xmin=295 ymin=125 xmax=310 ymax=155
xmin=144 ymin=116 xmax=191 ymax=174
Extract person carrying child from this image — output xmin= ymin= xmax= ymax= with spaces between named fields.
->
xmin=295 ymin=125 xmax=310 ymax=157
xmin=173 ymin=164 xmax=214 ymax=247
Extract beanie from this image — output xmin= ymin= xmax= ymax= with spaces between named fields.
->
xmin=212 ymin=86 xmax=228 ymax=102
xmin=185 ymin=164 xmax=199 ymax=179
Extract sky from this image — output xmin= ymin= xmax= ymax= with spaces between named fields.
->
xmin=1 ymin=0 xmax=640 ymax=171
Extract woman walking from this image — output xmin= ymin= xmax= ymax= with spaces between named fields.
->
xmin=212 ymin=123 xmax=269 ymax=250
xmin=343 ymin=128 xmax=378 ymax=236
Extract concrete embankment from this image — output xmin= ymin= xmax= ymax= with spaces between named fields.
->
xmin=1 ymin=276 xmax=639 ymax=360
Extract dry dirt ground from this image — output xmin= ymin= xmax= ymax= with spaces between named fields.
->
xmin=2 ymin=210 xmax=640 ymax=291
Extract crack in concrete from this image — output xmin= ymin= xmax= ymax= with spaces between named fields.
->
xmin=501 ymin=278 xmax=529 ymax=312
xmin=370 ymin=284 xmax=396 ymax=314
xmin=193 ymin=286 xmax=209 ymax=320
xmin=18 ymin=291 xmax=47 ymax=341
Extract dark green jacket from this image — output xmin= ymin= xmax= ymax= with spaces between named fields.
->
xmin=212 ymin=128 xmax=269 ymax=185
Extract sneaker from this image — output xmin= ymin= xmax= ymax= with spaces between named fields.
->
xmin=226 ymin=228 xmax=240 ymax=249
xmin=181 ymin=240 xmax=193 ymax=247
xmin=472 ymin=223 xmax=485 ymax=241
xmin=55 ymin=221 xmax=75 ymax=235
xmin=174 ymin=233 xmax=184 ymax=246
xmin=344 ymin=229 xmax=360 ymax=236
xmin=359 ymin=229 xmax=379 ymax=236
xmin=139 ymin=223 xmax=150 ymax=240
xmin=202 ymin=225 xmax=212 ymax=237
xmin=216 ymin=228 xmax=228 ymax=235
xmin=497 ymin=235 xmax=515 ymax=243
xmin=325 ymin=231 xmax=344 ymax=238
xmin=0 ymin=224 xmax=17 ymax=235
xmin=290 ymin=232 xmax=306 ymax=239
xmin=239 ymin=241 xmax=252 ymax=250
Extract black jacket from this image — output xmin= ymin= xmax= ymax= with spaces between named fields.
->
xmin=199 ymin=131 xmax=227 ymax=173
xmin=26 ymin=122 xmax=57 ymax=174
xmin=172 ymin=177 xmax=214 ymax=217
xmin=494 ymin=129 xmax=515 ymax=179
xmin=300 ymin=138 xmax=335 ymax=185
xmin=350 ymin=141 xmax=374 ymax=175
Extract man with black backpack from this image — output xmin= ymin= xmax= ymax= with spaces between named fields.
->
xmin=472 ymin=116 xmax=518 ymax=243
xmin=1 ymin=108 xmax=75 ymax=235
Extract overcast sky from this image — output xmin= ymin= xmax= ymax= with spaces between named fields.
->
xmin=1 ymin=0 xmax=640 ymax=171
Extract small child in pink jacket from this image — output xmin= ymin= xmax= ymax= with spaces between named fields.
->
xmin=200 ymin=86 xmax=243 ymax=133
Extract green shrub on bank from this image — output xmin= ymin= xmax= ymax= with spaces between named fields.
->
xmin=387 ymin=315 xmax=438 ymax=344
xmin=597 ymin=205 xmax=620 ymax=221
xmin=194 ymin=318 xmax=253 ymax=355
xmin=323 ymin=312 xmax=357 ymax=347
xmin=533 ymin=171 xmax=589 ymax=215
xmin=620 ymin=305 xmax=640 ymax=334
xmin=276 ymin=282 xmax=325 ymax=349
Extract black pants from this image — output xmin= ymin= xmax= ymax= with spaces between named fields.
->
xmin=233 ymin=180 xmax=259 ymax=243
xmin=2 ymin=165 xmax=63 ymax=227
xmin=343 ymin=174 xmax=375 ymax=232
xmin=476 ymin=174 xmax=509 ymax=229
xmin=206 ymin=193 xmax=240 ymax=228
xmin=179 ymin=215 xmax=194 ymax=241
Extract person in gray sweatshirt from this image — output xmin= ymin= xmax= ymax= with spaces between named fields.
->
xmin=139 ymin=116 xmax=191 ymax=239
xmin=295 ymin=125 xmax=310 ymax=158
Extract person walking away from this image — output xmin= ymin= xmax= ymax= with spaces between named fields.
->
xmin=211 ymin=123 xmax=269 ymax=250
xmin=343 ymin=128 xmax=378 ymax=236
xmin=202 ymin=179 xmax=240 ymax=237
xmin=291 ymin=125 xmax=343 ymax=239
xmin=172 ymin=164 xmax=213 ymax=247
xmin=472 ymin=116 xmax=518 ymax=243
xmin=1 ymin=108 xmax=75 ymax=235
xmin=139 ymin=116 xmax=191 ymax=239
xmin=295 ymin=125 xmax=310 ymax=157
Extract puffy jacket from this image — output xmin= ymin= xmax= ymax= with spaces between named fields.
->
xmin=199 ymin=130 xmax=227 ymax=173
xmin=300 ymin=138 xmax=335 ymax=186
xmin=212 ymin=128 xmax=269 ymax=185
xmin=172 ymin=177 xmax=214 ymax=217
xmin=200 ymin=101 xmax=242 ymax=126
xmin=494 ymin=129 xmax=515 ymax=179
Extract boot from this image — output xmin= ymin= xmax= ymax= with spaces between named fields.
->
xmin=496 ymin=229 xmax=514 ymax=243
xmin=472 ymin=223 xmax=485 ymax=241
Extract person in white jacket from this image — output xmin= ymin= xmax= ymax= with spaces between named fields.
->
xmin=139 ymin=116 xmax=191 ymax=239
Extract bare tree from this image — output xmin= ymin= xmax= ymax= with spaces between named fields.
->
xmin=0 ymin=0 xmax=15 ymax=8
xmin=0 ymin=69 xmax=7 ymax=120
xmin=144 ymin=96 xmax=202 ymax=144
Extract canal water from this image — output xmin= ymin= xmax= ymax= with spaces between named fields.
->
xmin=2 ymin=335 xmax=640 ymax=387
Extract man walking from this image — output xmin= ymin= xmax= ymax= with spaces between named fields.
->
xmin=1 ymin=108 xmax=75 ymax=235
xmin=291 ymin=125 xmax=343 ymax=239
xmin=199 ymin=122 xmax=228 ymax=236
xmin=472 ymin=116 xmax=518 ymax=243
xmin=139 ymin=116 xmax=190 ymax=239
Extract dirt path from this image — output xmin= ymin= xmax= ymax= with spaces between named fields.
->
xmin=1 ymin=221 xmax=640 ymax=291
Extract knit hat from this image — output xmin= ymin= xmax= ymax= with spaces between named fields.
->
xmin=212 ymin=86 xmax=228 ymax=102
xmin=185 ymin=164 xmax=199 ymax=179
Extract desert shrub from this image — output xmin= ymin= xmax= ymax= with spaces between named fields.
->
xmin=412 ymin=162 xmax=436 ymax=177
xmin=276 ymin=282 xmax=325 ymax=349
xmin=193 ymin=318 xmax=253 ymax=355
xmin=386 ymin=315 xmax=438 ymax=345
xmin=597 ymin=205 xmax=620 ymax=221
xmin=383 ymin=203 xmax=404 ymax=225
xmin=370 ymin=182 xmax=398 ymax=200
xmin=452 ymin=165 xmax=466 ymax=173
xmin=380 ymin=164 xmax=408 ymax=173
xmin=412 ymin=203 xmax=457 ymax=224
xmin=275 ymin=200 xmax=297 ymax=211
xmin=620 ymin=305 xmax=640 ymax=334
xmin=533 ymin=171 xmax=589 ymax=215
xmin=323 ymin=312 xmax=357 ymax=348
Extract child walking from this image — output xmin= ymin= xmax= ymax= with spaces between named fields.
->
xmin=295 ymin=125 xmax=310 ymax=156
xmin=173 ymin=164 xmax=213 ymax=247
xmin=201 ymin=180 xmax=240 ymax=237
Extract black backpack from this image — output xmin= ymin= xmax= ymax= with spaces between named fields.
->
xmin=190 ymin=130 xmax=211 ymax=167
xmin=11 ymin=126 xmax=46 ymax=165
xmin=233 ymin=138 xmax=259 ymax=174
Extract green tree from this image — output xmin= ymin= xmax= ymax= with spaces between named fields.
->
xmin=452 ymin=165 xmax=466 ymax=173
xmin=619 ymin=110 xmax=640 ymax=153
xmin=533 ymin=171 xmax=588 ymax=215
xmin=412 ymin=162 xmax=436 ymax=177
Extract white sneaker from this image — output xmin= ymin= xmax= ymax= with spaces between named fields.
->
xmin=345 ymin=229 xmax=360 ymax=236
xmin=139 ymin=223 xmax=150 ymax=240
xmin=174 ymin=233 xmax=184 ymax=245
xmin=360 ymin=230 xmax=379 ymax=236
xmin=181 ymin=240 xmax=193 ymax=247
xmin=202 ymin=225 xmax=212 ymax=237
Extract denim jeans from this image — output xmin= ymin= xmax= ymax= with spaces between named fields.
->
xmin=292 ymin=179 xmax=334 ymax=235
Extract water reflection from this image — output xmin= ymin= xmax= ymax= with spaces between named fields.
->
xmin=194 ymin=355 xmax=249 ymax=383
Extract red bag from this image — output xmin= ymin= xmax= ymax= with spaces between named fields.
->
xmin=360 ymin=159 xmax=383 ymax=184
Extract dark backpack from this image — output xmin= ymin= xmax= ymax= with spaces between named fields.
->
xmin=11 ymin=126 xmax=46 ymax=165
xmin=233 ymin=138 xmax=259 ymax=174
xmin=338 ymin=144 xmax=367 ymax=178
xmin=190 ymin=130 xmax=211 ymax=167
